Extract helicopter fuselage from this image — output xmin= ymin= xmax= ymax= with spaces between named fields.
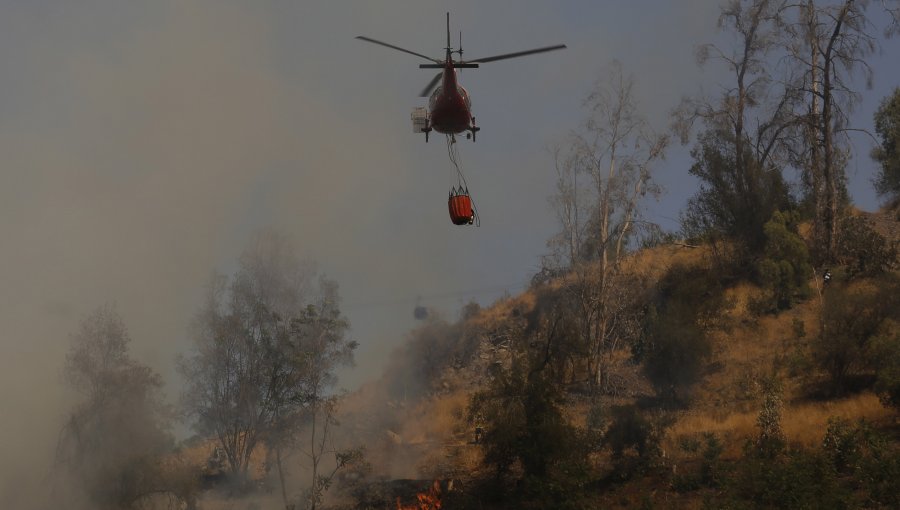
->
xmin=428 ymin=65 xmax=473 ymax=135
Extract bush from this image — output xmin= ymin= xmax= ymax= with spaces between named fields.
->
xmin=637 ymin=264 xmax=730 ymax=402
xmin=871 ymin=321 xmax=900 ymax=409
xmin=672 ymin=432 xmax=724 ymax=493
xmin=822 ymin=417 xmax=862 ymax=474
xmin=755 ymin=382 xmax=786 ymax=458
xmin=469 ymin=354 xmax=590 ymax=506
xmin=836 ymin=215 xmax=898 ymax=279
xmin=755 ymin=210 xmax=812 ymax=312
xmin=604 ymin=406 xmax=672 ymax=479
xmin=814 ymin=277 xmax=900 ymax=395
xmin=730 ymin=448 xmax=849 ymax=509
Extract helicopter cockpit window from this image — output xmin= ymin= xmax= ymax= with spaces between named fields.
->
xmin=429 ymin=86 xmax=442 ymax=110
xmin=457 ymin=86 xmax=471 ymax=109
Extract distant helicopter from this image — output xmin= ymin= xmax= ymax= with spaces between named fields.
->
xmin=356 ymin=13 xmax=566 ymax=142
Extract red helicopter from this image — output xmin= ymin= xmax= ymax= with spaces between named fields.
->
xmin=356 ymin=13 xmax=566 ymax=142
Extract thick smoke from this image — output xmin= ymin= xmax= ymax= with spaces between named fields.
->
xmin=3 ymin=1 xmax=895 ymax=507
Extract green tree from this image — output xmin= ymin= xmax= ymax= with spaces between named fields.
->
xmin=468 ymin=314 xmax=589 ymax=508
xmin=674 ymin=0 xmax=796 ymax=266
xmin=681 ymin=129 xmax=792 ymax=260
xmin=756 ymin=210 xmax=813 ymax=311
xmin=872 ymin=87 xmax=900 ymax=202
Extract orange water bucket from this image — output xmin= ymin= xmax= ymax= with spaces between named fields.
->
xmin=448 ymin=190 xmax=474 ymax=225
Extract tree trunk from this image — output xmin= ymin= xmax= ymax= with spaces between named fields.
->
xmin=276 ymin=446 xmax=291 ymax=510
xmin=819 ymin=0 xmax=853 ymax=261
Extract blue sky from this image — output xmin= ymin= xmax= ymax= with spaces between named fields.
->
xmin=1 ymin=0 xmax=898 ymax=495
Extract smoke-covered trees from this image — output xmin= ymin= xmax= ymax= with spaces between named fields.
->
xmin=873 ymin=87 xmax=900 ymax=201
xmin=55 ymin=306 xmax=189 ymax=509
xmin=178 ymin=231 xmax=358 ymax=507
xmin=179 ymin=237 xmax=308 ymax=480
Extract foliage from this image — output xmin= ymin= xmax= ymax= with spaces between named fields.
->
xmin=708 ymin=416 xmax=900 ymax=509
xmin=383 ymin=313 xmax=482 ymax=400
xmin=549 ymin=265 xmax=648 ymax=393
xmin=636 ymin=264 xmax=730 ymax=402
xmin=730 ymin=447 xmax=848 ymax=509
xmin=526 ymin=287 xmax=589 ymax=387
xmin=468 ymin=346 xmax=590 ymax=508
xmin=603 ymin=406 xmax=671 ymax=475
xmin=55 ymin=306 xmax=187 ymax=509
xmin=755 ymin=381 xmax=786 ymax=457
xmin=871 ymin=320 xmax=900 ymax=409
xmin=872 ymin=87 xmax=900 ymax=201
xmin=821 ymin=416 xmax=862 ymax=474
xmin=179 ymin=231 xmax=357 ymax=508
xmin=673 ymin=432 xmax=724 ymax=492
xmin=547 ymin=60 xmax=667 ymax=270
xmin=814 ymin=276 xmax=900 ymax=395
xmin=755 ymin=210 xmax=813 ymax=312
xmin=287 ymin=293 xmax=359 ymax=510
xmin=734 ymin=417 xmax=898 ymax=508
xmin=836 ymin=214 xmax=899 ymax=278
xmin=675 ymin=0 xmax=799 ymax=268
xmin=684 ymin=129 xmax=793 ymax=259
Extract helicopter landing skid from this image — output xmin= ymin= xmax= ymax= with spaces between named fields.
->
xmin=467 ymin=117 xmax=480 ymax=141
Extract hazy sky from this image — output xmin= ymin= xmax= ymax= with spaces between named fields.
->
xmin=1 ymin=0 xmax=898 ymax=498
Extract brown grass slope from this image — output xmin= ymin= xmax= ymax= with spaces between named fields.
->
xmin=355 ymin=212 xmax=899 ymax=508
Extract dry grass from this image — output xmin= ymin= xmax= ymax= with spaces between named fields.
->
xmin=623 ymin=243 xmax=712 ymax=280
xmin=467 ymin=290 xmax=536 ymax=332
xmin=782 ymin=393 xmax=894 ymax=448
xmin=666 ymin=392 xmax=892 ymax=460
xmin=398 ymin=391 xmax=470 ymax=445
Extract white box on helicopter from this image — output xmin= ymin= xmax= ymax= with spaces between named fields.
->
xmin=411 ymin=107 xmax=429 ymax=133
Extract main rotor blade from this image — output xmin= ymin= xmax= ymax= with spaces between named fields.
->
xmin=420 ymin=72 xmax=442 ymax=97
xmin=355 ymin=36 xmax=440 ymax=63
xmin=467 ymin=44 xmax=567 ymax=64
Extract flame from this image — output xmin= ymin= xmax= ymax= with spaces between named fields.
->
xmin=396 ymin=480 xmax=442 ymax=510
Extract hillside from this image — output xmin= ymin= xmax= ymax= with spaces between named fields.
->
xmin=324 ymin=211 xmax=900 ymax=509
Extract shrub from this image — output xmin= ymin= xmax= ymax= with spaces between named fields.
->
xmin=730 ymin=448 xmax=848 ymax=509
xmin=871 ymin=321 xmax=900 ymax=409
xmin=604 ymin=406 xmax=672 ymax=479
xmin=755 ymin=210 xmax=812 ymax=312
xmin=836 ymin=215 xmax=898 ymax=279
xmin=469 ymin=354 xmax=590 ymax=506
xmin=755 ymin=382 xmax=786 ymax=458
xmin=637 ymin=264 xmax=730 ymax=402
xmin=814 ymin=277 xmax=900 ymax=395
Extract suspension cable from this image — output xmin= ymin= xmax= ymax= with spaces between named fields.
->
xmin=445 ymin=134 xmax=480 ymax=226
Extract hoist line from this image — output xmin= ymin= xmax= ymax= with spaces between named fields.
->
xmin=445 ymin=134 xmax=481 ymax=226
